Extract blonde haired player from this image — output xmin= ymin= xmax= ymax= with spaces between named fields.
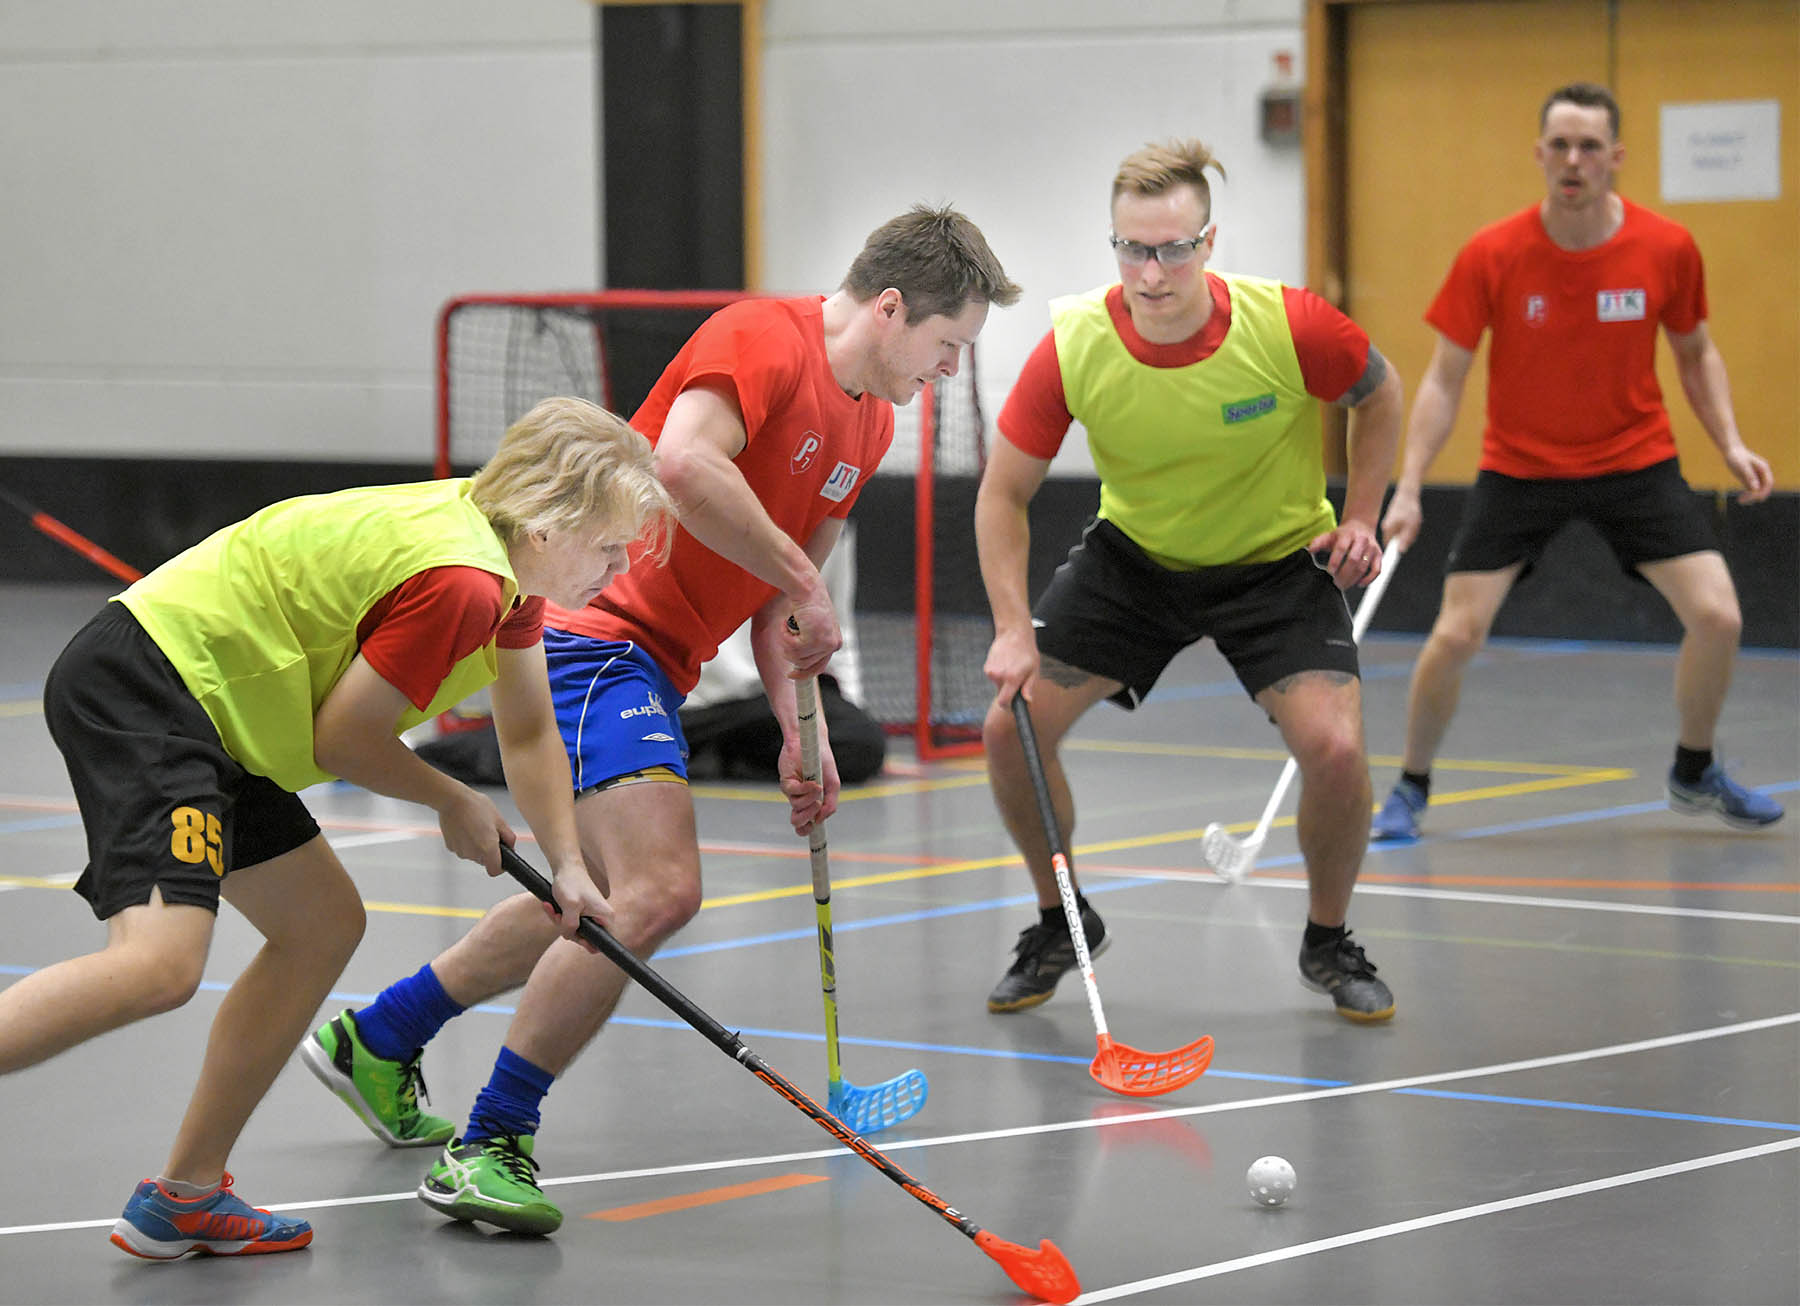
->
xmin=2 ymin=397 xmax=669 ymax=1258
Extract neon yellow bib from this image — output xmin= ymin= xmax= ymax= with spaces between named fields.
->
xmin=1051 ymin=275 xmax=1333 ymax=566
xmin=120 ymin=479 xmax=516 ymax=791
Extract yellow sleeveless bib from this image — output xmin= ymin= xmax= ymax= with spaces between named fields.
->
xmin=121 ymin=479 xmax=517 ymax=791
xmin=1051 ymin=274 xmax=1334 ymax=566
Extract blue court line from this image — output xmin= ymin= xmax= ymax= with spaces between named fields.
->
xmin=0 ymin=972 xmax=1792 ymax=1133
xmin=1392 ymin=1087 xmax=1800 ymax=1133
xmin=0 ymin=814 xmax=82 ymax=835
xmin=658 ymin=880 xmax=1149 ymax=959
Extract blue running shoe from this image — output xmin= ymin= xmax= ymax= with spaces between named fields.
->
xmin=110 ymin=1174 xmax=313 ymax=1259
xmin=1371 ymin=778 xmax=1427 ymax=841
xmin=1667 ymin=763 xmax=1784 ymax=830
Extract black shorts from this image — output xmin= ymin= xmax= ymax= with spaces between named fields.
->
xmin=42 ymin=603 xmax=320 ymax=921
xmin=1032 ymin=518 xmax=1359 ymax=708
xmin=1447 ymin=458 xmax=1718 ymax=577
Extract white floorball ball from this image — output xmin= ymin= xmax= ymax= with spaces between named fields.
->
xmin=1247 ymin=1155 xmax=1297 ymax=1207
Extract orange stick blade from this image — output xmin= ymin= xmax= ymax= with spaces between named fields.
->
xmin=1090 ymin=1032 xmax=1214 ymax=1097
xmin=973 ymin=1231 xmax=1081 ymax=1304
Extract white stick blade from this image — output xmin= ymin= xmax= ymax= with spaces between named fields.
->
xmin=1200 ymin=822 xmax=1256 ymax=882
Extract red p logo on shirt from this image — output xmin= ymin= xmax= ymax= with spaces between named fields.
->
xmin=791 ymin=432 xmax=822 ymax=473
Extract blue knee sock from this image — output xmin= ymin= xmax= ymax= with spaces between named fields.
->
xmin=465 ymin=1047 xmax=555 ymax=1142
xmin=353 ymin=964 xmax=466 ymax=1064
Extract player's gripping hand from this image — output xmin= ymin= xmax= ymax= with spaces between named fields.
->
xmin=782 ymin=585 xmax=843 ymax=680
xmin=984 ymin=624 xmax=1041 ymax=705
xmin=436 ymin=784 xmax=516 ymax=875
xmin=545 ymin=860 xmax=613 ymax=949
xmin=1307 ymin=523 xmax=1383 ymax=589
xmin=1378 ymin=486 xmax=1424 ymax=552
xmin=780 ymin=732 xmax=840 ymax=835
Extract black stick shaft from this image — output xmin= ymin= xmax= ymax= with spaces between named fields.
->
xmin=497 ymin=844 xmax=982 ymax=1239
xmin=1009 ymin=695 xmax=1069 ymax=866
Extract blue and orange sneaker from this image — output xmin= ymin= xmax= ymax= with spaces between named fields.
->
xmin=109 ymin=1173 xmax=313 ymax=1259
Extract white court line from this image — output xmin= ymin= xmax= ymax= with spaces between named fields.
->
xmin=328 ymin=830 xmax=427 ymax=851
xmin=5 ymin=1011 xmax=1793 ymax=1239
xmin=1074 ymin=1135 xmax=1800 ymax=1303
xmin=1116 ymin=869 xmax=1800 ymax=926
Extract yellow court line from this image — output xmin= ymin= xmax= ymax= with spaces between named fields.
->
xmin=0 ymin=703 xmax=43 ymax=719
xmin=1067 ymin=738 xmax=1622 ymax=776
xmin=0 ymin=764 xmax=1648 ymax=919
xmin=1082 ymin=770 xmax=1638 ymax=852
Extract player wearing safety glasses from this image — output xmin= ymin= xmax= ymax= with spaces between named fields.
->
xmin=978 ymin=138 xmax=1406 ymax=1023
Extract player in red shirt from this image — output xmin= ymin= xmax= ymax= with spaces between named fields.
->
xmin=307 ymin=206 xmax=1020 ymax=1234
xmin=1372 ymin=83 xmax=1783 ymax=840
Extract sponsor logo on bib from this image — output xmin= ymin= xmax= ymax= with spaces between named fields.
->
xmin=1221 ymin=393 xmax=1277 ymax=424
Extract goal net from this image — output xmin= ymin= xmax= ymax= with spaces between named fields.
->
xmin=436 ymin=290 xmax=993 ymax=758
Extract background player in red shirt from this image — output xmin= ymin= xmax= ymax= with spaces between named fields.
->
xmin=1371 ymin=83 xmax=1782 ymax=840
xmin=308 ymin=206 xmax=1020 ymax=1234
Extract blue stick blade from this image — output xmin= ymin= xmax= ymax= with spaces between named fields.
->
xmin=828 ymin=1069 xmax=929 ymax=1133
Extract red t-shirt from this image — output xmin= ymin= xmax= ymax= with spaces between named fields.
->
xmin=1426 ymin=198 xmax=1705 ymax=478
xmin=999 ymin=276 xmax=1371 ymax=458
xmin=357 ymin=567 xmax=544 ymax=708
xmin=548 ymin=296 xmax=894 ymax=693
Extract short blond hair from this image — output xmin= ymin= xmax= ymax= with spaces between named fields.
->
xmin=470 ymin=396 xmax=674 ymax=558
xmin=1112 ymin=139 xmax=1228 ymax=224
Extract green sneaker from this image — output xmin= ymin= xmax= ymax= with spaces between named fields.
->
xmin=299 ymin=1010 xmax=454 ymax=1148
xmin=417 ymin=1134 xmax=562 ymax=1234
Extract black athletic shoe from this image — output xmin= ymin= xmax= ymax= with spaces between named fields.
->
xmin=986 ymin=906 xmax=1108 ymax=1013
xmin=1298 ymin=930 xmax=1395 ymax=1023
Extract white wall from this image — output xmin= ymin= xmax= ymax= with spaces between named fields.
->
xmin=0 ymin=0 xmax=1305 ymax=469
xmin=760 ymin=0 xmax=1307 ymax=474
xmin=0 ymin=1 xmax=597 ymax=462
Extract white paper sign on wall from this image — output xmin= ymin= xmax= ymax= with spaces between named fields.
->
xmin=1659 ymin=99 xmax=1781 ymax=203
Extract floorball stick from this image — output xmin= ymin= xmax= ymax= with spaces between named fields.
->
xmin=0 ymin=484 xmax=143 ymax=583
xmin=1009 ymin=694 xmax=1214 ymax=1097
xmin=498 ymin=845 xmax=1078 ymax=1303
xmin=1200 ymin=539 xmax=1404 ymax=882
xmin=796 ymin=676 xmax=929 ymax=1132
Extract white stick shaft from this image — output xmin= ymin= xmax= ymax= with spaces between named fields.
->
xmin=1248 ymin=540 xmax=1403 ymax=845
xmin=1011 ymin=695 xmax=1111 ymax=1038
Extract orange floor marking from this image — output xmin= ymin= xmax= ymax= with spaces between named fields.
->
xmin=586 ymin=1172 xmax=827 ymax=1222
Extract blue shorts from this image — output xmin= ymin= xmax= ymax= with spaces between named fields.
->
xmin=542 ymin=628 xmax=689 ymax=793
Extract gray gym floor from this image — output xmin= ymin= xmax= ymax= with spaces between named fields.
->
xmin=3 ymin=580 xmax=1795 ymax=1306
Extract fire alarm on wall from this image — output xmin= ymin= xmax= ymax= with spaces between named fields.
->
xmin=1260 ymin=50 xmax=1301 ymax=147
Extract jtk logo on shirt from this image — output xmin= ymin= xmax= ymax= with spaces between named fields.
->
xmin=1596 ymin=289 xmax=1646 ymax=323
xmin=819 ymin=461 xmax=861 ymax=503
xmin=791 ymin=432 xmax=822 ymax=474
